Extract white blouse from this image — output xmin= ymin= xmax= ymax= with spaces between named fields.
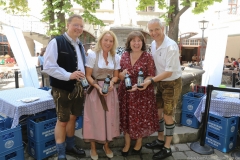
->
xmin=86 ymin=50 xmax=121 ymax=70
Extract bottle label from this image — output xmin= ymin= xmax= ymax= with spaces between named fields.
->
xmin=102 ymin=84 xmax=109 ymax=93
xmin=125 ymin=78 xmax=132 ymax=87
xmin=137 ymin=77 xmax=144 ymax=86
xmin=81 ymin=78 xmax=89 ymax=87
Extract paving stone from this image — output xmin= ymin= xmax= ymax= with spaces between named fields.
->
xmin=172 ymin=152 xmax=187 ymax=160
xmin=175 ymin=143 xmax=191 ymax=152
xmin=214 ymin=149 xmax=234 ymax=160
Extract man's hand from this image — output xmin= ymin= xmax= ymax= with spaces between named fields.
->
xmin=70 ymin=70 xmax=85 ymax=81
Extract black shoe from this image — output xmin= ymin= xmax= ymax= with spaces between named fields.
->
xmin=131 ymin=146 xmax=142 ymax=155
xmin=58 ymin=158 xmax=67 ymax=160
xmin=145 ymin=139 xmax=164 ymax=149
xmin=121 ymin=148 xmax=130 ymax=157
xmin=66 ymin=145 xmax=86 ymax=158
xmin=152 ymin=147 xmax=172 ymax=160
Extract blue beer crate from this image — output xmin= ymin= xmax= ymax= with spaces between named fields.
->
xmin=182 ymin=92 xmax=205 ymax=113
xmin=27 ymin=113 xmax=57 ymax=142
xmin=0 ymin=145 xmax=24 ymax=160
xmin=42 ymin=109 xmax=56 ymax=119
xmin=0 ymin=116 xmax=12 ymax=131
xmin=28 ymin=136 xmax=56 ymax=160
xmin=205 ymin=129 xmax=237 ymax=153
xmin=75 ymin=116 xmax=83 ymax=130
xmin=181 ymin=111 xmax=200 ymax=129
xmin=207 ymin=113 xmax=239 ymax=137
xmin=0 ymin=125 xmax=22 ymax=154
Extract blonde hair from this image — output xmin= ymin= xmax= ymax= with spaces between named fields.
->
xmin=94 ymin=31 xmax=118 ymax=56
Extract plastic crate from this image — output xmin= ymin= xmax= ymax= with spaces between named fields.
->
xmin=75 ymin=116 xmax=83 ymax=130
xmin=0 ymin=145 xmax=24 ymax=160
xmin=27 ymin=136 xmax=56 ymax=160
xmin=0 ymin=125 xmax=22 ymax=154
xmin=42 ymin=109 xmax=56 ymax=119
xmin=207 ymin=113 xmax=239 ymax=137
xmin=0 ymin=116 xmax=12 ymax=131
xmin=181 ymin=111 xmax=200 ymax=129
xmin=196 ymin=86 xmax=207 ymax=94
xmin=182 ymin=92 xmax=205 ymax=113
xmin=27 ymin=113 xmax=57 ymax=142
xmin=39 ymin=87 xmax=51 ymax=91
xmin=205 ymin=129 xmax=237 ymax=153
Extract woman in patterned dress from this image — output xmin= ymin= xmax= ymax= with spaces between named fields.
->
xmin=118 ymin=31 xmax=159 ymax=157
xmin=83 ymin=31 xmax=120 ymax=160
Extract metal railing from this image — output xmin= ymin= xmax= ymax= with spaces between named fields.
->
xmin=181 ymin=39 xmax=202 ymax=46
xmin=0 ymin=9 xmax=49 ymax=36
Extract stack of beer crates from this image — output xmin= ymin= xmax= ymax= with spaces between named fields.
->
xmin=0 ymin=115 xmax=24 ymax=159
xmin=27 ymin=111 xmax=57 ymax=160
xmin=181 ymin=92 xmax=205 ymax=128
xmin=205 ymin=113 xmax=239 ymax=152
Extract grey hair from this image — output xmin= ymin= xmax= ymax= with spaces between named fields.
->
xmin=148 ymin=18 xmax=164 ymax=28
xmin=67 ymin=14 xmax=83 ymax=24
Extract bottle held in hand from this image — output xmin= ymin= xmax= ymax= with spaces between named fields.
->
xmin=78 ymin=69 xmax=89 ymax=89
xmin=102 ymin=74 xmax=111 ymax=94
xmin=137 ymin=68 xmax=144 ymax=88
xmin=80 ymin=77 xmax=89 ymax=89
xmin=125 ymin=73 xmax=132 ymax=90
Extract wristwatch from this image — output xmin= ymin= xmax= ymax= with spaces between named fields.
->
xmin=150 ymin=78 xmax=155 ymax=84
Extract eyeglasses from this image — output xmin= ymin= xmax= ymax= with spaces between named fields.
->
xmin=72 ymin=24 xmax=84 ymax=29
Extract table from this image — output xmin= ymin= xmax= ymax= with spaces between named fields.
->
xmin=0 ymin=87 xmax=55 ymax=128
xmin=194 ymin=95 xmax=240 ymax=122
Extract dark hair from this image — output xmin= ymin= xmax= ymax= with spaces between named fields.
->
xmin=67 ymin=14 xmax=82 ymax=24
xmin=125 ymin=31 xmax=146 ymax=52
xmin=225 ymin=56 xmax=228 ymax=58
xmin=40 ymin=48 xmax=46 ymax=56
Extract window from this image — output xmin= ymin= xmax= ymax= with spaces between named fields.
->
xmin=147 ymin=6 xmax=155 ymax=12
xmin=228 ymin=0 xmax=238 ymax=14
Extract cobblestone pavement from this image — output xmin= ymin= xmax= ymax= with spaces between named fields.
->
xmin=23 ymin=143 xmax=240 ymax=160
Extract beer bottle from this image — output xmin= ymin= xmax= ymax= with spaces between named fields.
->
xmin=102 ymin=74 xmax=111 ymax=94
xmin=137 ymin=68 xmax=144 ymax=88
xmin=125 ymin=73 xmax=132 ymax=90
xmin=78 ymin=70 xmax=89 ymax=89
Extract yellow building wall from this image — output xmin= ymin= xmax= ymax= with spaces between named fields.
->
xmin=225 ymin=35 xmax=240 ymax=59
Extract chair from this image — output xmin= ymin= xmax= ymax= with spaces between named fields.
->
xmin=222 ymin=71 xmax=232 ymax=84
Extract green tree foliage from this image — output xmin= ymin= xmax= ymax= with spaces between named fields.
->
xmin=41 ymin=0 xmax=105 ymax=36
xmin=0 ymin=0 xmax=29 ymax=14
xmin=0 ymin=0 xmax=105 ymax=36
xmin=137 ymin=0 xmax=222 ymax=42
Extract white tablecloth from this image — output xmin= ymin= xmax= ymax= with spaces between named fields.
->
xmin=0 ymin=87 xmax=55 ymax=128
xmin=194 ymin=95 xmax=240 ymax=122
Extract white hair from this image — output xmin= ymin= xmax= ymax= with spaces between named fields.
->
xmin=147 ymin=18 xmax=164 ymax=28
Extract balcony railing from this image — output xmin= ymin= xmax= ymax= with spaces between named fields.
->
xmin=0 ymin=9 xmax=49 ymax=36
xmin=181 ymin=39 xmax=203 ymax=46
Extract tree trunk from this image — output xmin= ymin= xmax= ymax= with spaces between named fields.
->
xmin=167 ymin=0 xmax=190 ymax=43
xmin=168 ymin=0 xmax=179 ymax=43
xmin=56 ymin=0 xmax=66 ymax=34
xmin=47 ymin=0 xmax=55 ymax=39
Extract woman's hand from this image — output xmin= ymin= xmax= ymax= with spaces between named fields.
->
xmin=98 ymin=87 xmax=108 ymax=96
xmin=108 ymin=81 xmax=114 ymax=92
xmin=127 ymin=84 xmax=137 ymax=92
xmin=138 ymin=79 xmax=151 ymax=91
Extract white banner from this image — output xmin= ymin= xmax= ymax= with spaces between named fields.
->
xmin=201 ymin=26 xmax=228 ymax=87
xmin=3 ymin=25 xmax=39 ymax=88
